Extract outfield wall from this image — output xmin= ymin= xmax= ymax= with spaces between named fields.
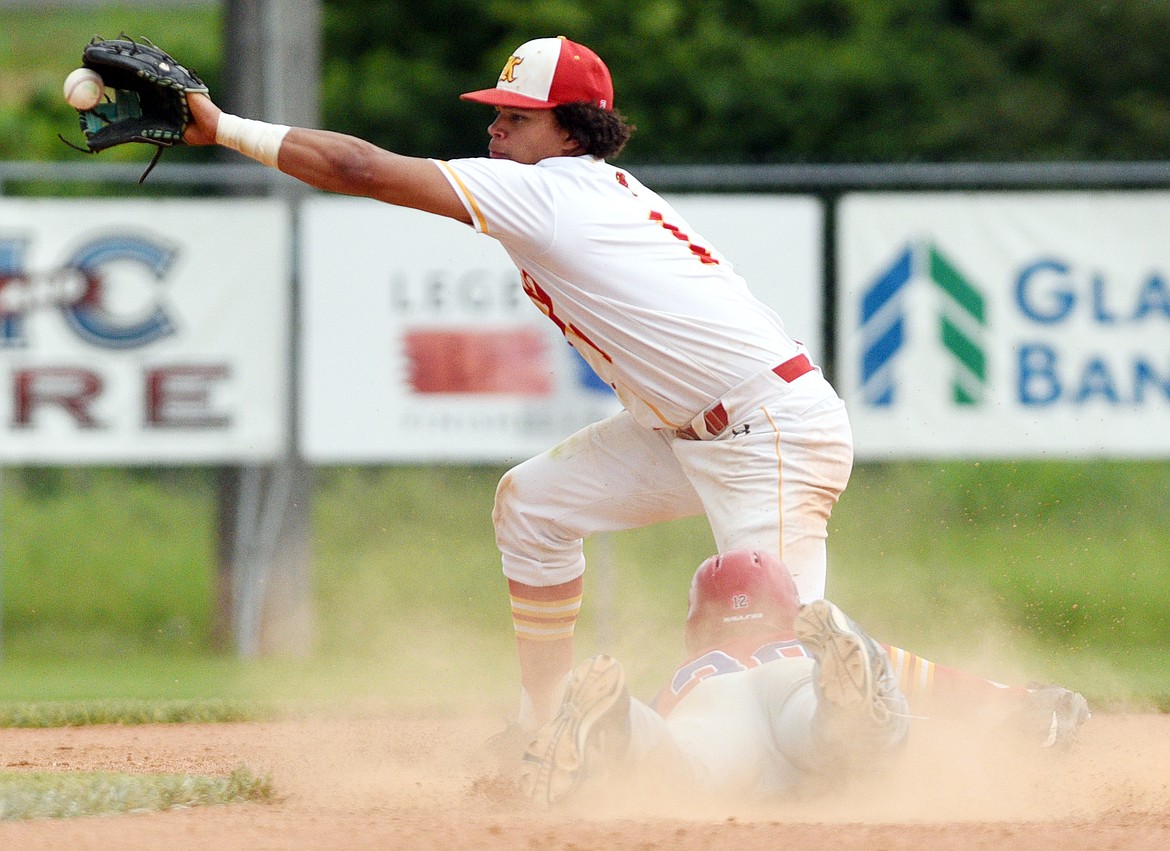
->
xmin=2 ymin=189 xmax=1168 ymax=463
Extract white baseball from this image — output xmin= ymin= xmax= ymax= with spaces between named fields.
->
xmin=63 ymin=67 xmax=104 ymax=110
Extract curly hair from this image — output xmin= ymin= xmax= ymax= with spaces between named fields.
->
xmin=553 ymin=102 xmax=636 ymax=160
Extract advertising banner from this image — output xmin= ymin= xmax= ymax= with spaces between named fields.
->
xmin=838 ymin=192 xmax=1170 ymax=458
xmin=298 ymin=194 xmax=823 ymax=463
xmin=0 ymin=199 xmax=290 ymax=463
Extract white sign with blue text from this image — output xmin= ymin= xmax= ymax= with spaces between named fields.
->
xmin=838 ymin=192 xmax=1170 ymax=459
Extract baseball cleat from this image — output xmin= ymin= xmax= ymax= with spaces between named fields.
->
xmin=795 ymin=599 xmax=893 ymax=724
xmin=518 ymin=654 xmax=630 ymax=807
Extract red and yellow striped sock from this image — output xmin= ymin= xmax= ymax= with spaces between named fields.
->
xmin=508 ymin=577 xmax=583 ymax=643
xmin=508 ymin=577 xmax=583 ymax=725
xmin=884 ymin=643 xmax=1026 ymax=716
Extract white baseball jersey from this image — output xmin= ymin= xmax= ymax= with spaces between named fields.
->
xmin=434 ymin=155 xmax=805 ymax=430
xmin=435 ymin=153 xmax=850 ymax=602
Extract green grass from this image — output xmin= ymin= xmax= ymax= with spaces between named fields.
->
xmin=822 ymin=461 xmax=1170 ymax=706
xmin=3 ymin=461 xmax=1167 ymax=715
xmin=0 ymin=422 xmax=1166 ymax=720
xmin=0 ymin=698 xmax=261 ymax=728
xmin=0 ymin=767 xmax=275 ymax=821
xmin=1 ymin=468 xmax=216 ymax=656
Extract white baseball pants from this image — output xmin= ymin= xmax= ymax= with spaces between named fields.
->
xmin=493 ymin=370 xmax=853 ymax=601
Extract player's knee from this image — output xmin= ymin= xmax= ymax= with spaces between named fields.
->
xmin=493 ymin=465 xmax=541 ymax=551
xmin=492 ymin=467 xmax=522 ymax=531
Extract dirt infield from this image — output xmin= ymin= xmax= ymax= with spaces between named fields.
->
xmin=1 ymin=711 xmax=1167 ymax=850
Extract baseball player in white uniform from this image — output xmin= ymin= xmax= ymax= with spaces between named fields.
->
xmin=446 ymin=38 xmax=850 ymax=732
xmin=182 ymin=37 xmax=853 ymax=731
xmin=182 ymin=38 xmax=1092 ymax=761
xmin=520 ymin=550 xmax=1090 ymax=807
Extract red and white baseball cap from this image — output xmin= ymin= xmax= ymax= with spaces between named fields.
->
xmin=461 ymin=36 xmax=614 ymax=111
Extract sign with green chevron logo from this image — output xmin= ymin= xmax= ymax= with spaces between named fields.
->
xmin=855 ymin=240 xmax=988 ymax=408
xmin=838 ymin=192 xmax=1170 ymax=459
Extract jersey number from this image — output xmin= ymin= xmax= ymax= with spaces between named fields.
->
xmin=520 ymin=270 xmax=613 ymax=363
xmin=669 ymin=650 xmax=746 ymax=695
xmin=669 ymin=640 xmax=810 ymax=696
xmin=649 ymin=211 xmax=719 ymax=265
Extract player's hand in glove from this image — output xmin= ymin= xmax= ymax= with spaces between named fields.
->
xmin=62 ymin=34 xmax=208 ymax=181
xmin=182 ymin=92 xmax=222 ymax=147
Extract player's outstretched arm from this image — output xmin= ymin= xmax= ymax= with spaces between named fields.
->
xmin=184 ymin=93 xmax=470 ymax=224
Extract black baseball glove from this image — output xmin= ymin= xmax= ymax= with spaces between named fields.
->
xmin=62 ymin=34 xmax=208 ymax=182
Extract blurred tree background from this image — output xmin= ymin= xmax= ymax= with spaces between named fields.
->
xmin=319 ymin=0 xmax=1170 ymax=163
xmin=7 ymin=0 xmax=1170 ymax=165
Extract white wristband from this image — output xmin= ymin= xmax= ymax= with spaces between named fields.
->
xmin=215 ymin=113 xmax=291 ymax=168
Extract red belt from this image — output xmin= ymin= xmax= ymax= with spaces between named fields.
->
xmin=676 ymin=354 xmax=814 ymax=440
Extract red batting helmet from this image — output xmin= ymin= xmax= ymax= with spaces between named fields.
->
xmin=684 ymin=549 xmax=801 ymax=655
